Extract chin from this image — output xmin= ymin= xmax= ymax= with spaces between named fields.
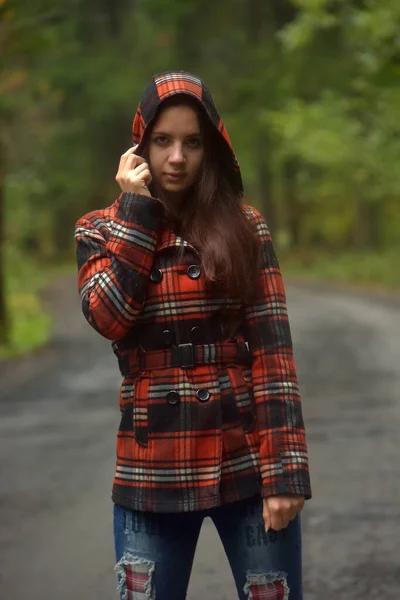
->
xmin=164 ymin=183 xmax=187 ymax=194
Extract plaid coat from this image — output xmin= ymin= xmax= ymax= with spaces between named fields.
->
xmin=75 ymin=72 xmax=311 ymax=513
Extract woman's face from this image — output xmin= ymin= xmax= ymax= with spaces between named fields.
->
xmin=148 ymin=104 xmax=204 ymax=206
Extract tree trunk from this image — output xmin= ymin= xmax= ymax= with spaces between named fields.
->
xmin=245 ymin=0 xmax=297 ymax=234
xmin=283 ymin=157 xmax=301 ymax=248
xmin=353 ymin=195 xmax=381 ymax=250
xmin=0 ymin=138 xmax=9 ymax=345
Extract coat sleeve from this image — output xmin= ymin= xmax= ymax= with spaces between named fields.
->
xmin=74 ymin=192 xmax=165 ymax=341
xmin=244 ymin=206 xmax=311 ymax=500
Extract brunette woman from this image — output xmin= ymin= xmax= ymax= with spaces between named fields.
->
xmin=75 ymin=71 xmax=311 ymax=600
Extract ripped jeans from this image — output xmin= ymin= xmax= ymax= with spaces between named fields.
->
xmin=113 ymin=494 xmax=303 ymax=600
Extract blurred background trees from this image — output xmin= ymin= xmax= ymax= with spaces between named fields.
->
xmin=1 ymin=0 xmax=400 ymax=352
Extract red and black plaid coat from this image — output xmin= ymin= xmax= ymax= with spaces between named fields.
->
xmin=75 ymin=73 xmax=311 ymax=513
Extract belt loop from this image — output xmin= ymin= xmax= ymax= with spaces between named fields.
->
xmin=112 ymin=341 xmax=130 ymax=377
xmin=137 ymin=345 xmax=146 ymax=371
xmin=237 ymin=340 xmax=252 ymax=366
xmin=178 ymin=343 xmax=195 ymax=368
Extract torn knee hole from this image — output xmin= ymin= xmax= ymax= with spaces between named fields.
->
xmin=244 ymin=571 xmax=290 ymax=600
xmin=114 ymin=553 xmax=155 ymax=599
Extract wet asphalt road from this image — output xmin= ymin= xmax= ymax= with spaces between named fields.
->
xmin=1 ymin=276 xmax=400 ymax=599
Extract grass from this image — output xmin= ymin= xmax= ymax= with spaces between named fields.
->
xmin=0 ymin=255 xmax=75 ymax=359
xmin=280 ymin=248 xmax=400 ymax=292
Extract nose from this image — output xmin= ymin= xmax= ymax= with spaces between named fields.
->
xmin=168 ymin=142 xmax=185 ymax=165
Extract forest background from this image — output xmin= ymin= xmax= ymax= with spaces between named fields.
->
xmin=1 ymin=0 xmax=400 ymax=355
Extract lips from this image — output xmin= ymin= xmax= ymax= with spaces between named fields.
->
xmin=165 ymin=172 xmax=186 ymax=180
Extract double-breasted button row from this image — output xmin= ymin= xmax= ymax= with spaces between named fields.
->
xmin=150 ymin=269 xmax=163 ymax=283
xmin=150 ymin=265 xmax=201 ymax=283
xmin=187 ymin=264 xmax=201 ymax=279
xmin=165 ymin=389 xmax=211 ymax=404
xmin=196 ymin=388 xmax=210 ymax=402
xmin=159 ymin=325 xmax=201 ymax=348
xmin=166 ymin=390 xmax=180 ymax=405
xmin=162 ymin=329 xmax=174 ymax=346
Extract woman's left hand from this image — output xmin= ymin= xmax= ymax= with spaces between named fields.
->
xmin=263 ymin=495 xmax=305 ymax=531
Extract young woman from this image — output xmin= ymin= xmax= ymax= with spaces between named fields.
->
xmin=75 ymin=72 xmax=311 ymax=600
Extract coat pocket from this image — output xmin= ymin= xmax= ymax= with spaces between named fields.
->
xmin=226 ymin=365 xmax=255 ymax=433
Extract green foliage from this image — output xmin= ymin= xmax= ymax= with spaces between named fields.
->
xmin=2 ymin=0 xmax=400 ymax=352
xmin=0 ymin=248 xmax=52 ymax=357
xmin=281 ymin=248 xmax=400 ymax=290
xmin=0 ymin=293 xmax=52 ymax=358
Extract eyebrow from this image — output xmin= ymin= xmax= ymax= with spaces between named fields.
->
xmin=152 ymin=130 xmax=201 ymax=137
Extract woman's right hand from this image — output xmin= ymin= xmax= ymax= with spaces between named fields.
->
xmin=115 ymin=146 xmax=152 ymax=196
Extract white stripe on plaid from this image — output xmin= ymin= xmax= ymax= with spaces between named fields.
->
xmin=221 ymin=452 xmax=260 ymax=474
xmin=95 ymin=271 xmax=139 ymax=318
xmin=247 ymin=301 xmax=288 ymax=319
xmin=281 ymin=450 xmax=309 ymax=466
xmin=116 ymin=464 xmax=221 ymax=483
xmin=155 ymin=73 xmax=202 ymax=86
xmin=111 ymin=222 xmax=157 ymax=252
xmin=253 ymin=381 xmax=300 ymax=396
xmin=260 ymin=462 xmax=284 ymax=478
xmin=74 ymin=224 xmax=105 ymax=243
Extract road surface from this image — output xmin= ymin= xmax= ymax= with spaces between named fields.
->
xmin=1 ymin=276 xmax=400 ymax=599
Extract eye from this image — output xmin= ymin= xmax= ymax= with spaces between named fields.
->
xmin=153 ymin=135 xmax=169 ymax=146
xmin=186 ymin=137 xmax=202 ymax=149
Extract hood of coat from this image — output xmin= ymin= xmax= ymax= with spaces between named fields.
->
xmin=132 ymin=71 xmax=243 ymax=193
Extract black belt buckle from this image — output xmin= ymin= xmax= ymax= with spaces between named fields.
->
xmin=178 ymin=343 xmax=195 ymax=368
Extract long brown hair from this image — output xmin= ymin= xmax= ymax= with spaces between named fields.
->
xmin=141 ymin=95 xmax=261 ymax=304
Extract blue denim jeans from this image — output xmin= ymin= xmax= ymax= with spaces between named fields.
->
xmin=113 ymin=494 xmax=302 ymax=600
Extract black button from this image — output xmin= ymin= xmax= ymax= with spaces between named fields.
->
xmin=162 ymin=329 xmax=174 ymax=347
xmin=150 ymin=269 xmax=163 ymax=283
xmin=190 ymin=326 xmax=200 ymax=342
xmin=166 ymin=390 xmax=180 ymax=405
xmin=196 ymin=388 xmax=210 ymax=402
xmin=187 ymin=265 xmax=201 ymax=279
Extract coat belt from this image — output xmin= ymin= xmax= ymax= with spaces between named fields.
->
xmin=137 ymin=340 xmax=252 ymax=372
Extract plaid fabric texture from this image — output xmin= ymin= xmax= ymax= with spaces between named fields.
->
xmin=124 ymin=562 xmax=151 ymax=599
xmin=248 ymin=579 xmax=287 ymax=600
xmin=75 ymin=73 xmax=311 ymax=513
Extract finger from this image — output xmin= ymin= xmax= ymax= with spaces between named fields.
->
xmin=288 ymin=508 xmax=298 ymax=522
xmin=119 ymin=145 xmax=139 ymax=170
xmin=123 ymin=153 xmax=144 ymax=173
xmin=268 ymin=497 xmax=290 ymax=531
xmin=131 ymin=162 xmax=150 ymax=176
xmin=125 ymin=170 xmax=152 ymax=191
xmin=129 ymin=167 xmax=152 ymax=186
xmin=122 ymin=144 xmax=138 ymax=156
xmin=141 ymin=169 xmax=153 ymax=185
xmin=269 ymin=511 xmax=284 ymax=531
xmin=290 ymin=498 xmax=304 ymax=522
xmin=122 ymin=149 xmax=146 ymax=173
xmin=141 ymin=169 xmax=152 ymax=185
xmin=262 ymin=499 xmax=271 ymax=532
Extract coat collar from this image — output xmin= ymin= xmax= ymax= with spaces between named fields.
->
xmin=157 ymin=227 xmax=200 ymax=257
